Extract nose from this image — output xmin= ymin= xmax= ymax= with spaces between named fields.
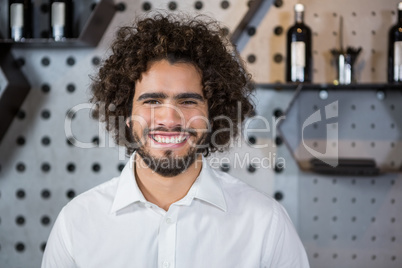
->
xmin=153 ymin=104 xmax=183 ymax=129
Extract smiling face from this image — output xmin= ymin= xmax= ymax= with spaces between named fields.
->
xmin=128 ymin=59 xmax=209 ymax=177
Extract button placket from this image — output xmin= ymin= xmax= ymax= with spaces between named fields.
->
xmin=158 ymin=207 xmax=178 ymax=268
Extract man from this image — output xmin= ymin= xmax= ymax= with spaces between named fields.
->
xmin=42 ymin=13 xmax=309 ymax=267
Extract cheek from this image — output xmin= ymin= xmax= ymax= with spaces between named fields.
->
xmin=184 ymin=110 xmax=209 ymax=130
xmin=136 ymin=111 xmax=152 ymax=125
xmin=130 ymin=108 xmax=152 ymax=133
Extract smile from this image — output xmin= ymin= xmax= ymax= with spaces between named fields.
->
xmin=151 ymin=134 xmax=188 ymax=144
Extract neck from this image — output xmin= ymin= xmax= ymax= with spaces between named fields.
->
xmin=134 ymin=153 xmax=203 ymax=211
xmin=295 ymin=11 xmax=304 ymax=24
xmin=399 ymin=10 xmax=402 ymax=24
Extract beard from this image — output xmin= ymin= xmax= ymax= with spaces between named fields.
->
xmin=130 ymin=124 xmax=209 ymax=177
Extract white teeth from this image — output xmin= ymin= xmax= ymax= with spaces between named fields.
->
xmin=152 ymin=135 xmax=187 ymax=144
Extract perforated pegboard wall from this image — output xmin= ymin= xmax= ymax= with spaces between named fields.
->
xmin=0 ymin=0 xmax=401 ymax=267
xmin=299 ymin=173 xmax=402 ymax=268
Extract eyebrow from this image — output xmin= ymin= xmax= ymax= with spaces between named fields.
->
xmin=137 ymin=92 xmax=204 ymax=101
xmin=137 ymin=93 xmax=168 ymax=101
xmin=174 ymin=93 xmax=204 ymax=101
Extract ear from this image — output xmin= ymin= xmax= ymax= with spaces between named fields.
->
xmin=126 ymin=118 xmax=130 ymax=128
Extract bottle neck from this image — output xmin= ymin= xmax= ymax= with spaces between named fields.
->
xmin=295 ymin=11 xmax=304 ymax=24
xmin=399 ymin=10 xmax=402 ymax=24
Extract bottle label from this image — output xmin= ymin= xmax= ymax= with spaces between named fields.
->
xmin=51 ymin=3 xmax=66 ymax=27
xmin=10 ymin=4 xmax=24 ymax=27
xmin=10 ymin=3 xmax=24 ymax=41
xmin=291 ymin=41 xmax=306 ymax=82
xmin=52 ymin=2 xmax=66 ymax=40
xmin=394 ymin=41 xmax=402 ymax=81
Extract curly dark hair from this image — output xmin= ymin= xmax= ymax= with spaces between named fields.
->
xmin=90 ymin=13 xmax=254 ymax=156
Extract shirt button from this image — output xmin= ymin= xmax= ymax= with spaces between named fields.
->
xmin=163 ymin=261 xmax=170 ymax=268
xmin=166 ymin=217 xmax=173 ymax=224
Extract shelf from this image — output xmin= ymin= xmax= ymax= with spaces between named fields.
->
xmin=257 ymin=83 xmax=402 ymax=91
xmin=0 ymin=0 xmax=116 ymax=48
xmin=0 ymin=38 xmax=100 ymax=48
xmin=277 ymin=86 xmax=402 ymax=175
xmin=0 ymin=0 xmax=116 ymax=143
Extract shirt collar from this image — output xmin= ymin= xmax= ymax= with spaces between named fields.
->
xmin=192 ymin=156 xmax=227 ymax=212
xmin=110 ymin=153 xmax=146 ymax=213
xmin=110 ymin=153 xmax=227 ymax=213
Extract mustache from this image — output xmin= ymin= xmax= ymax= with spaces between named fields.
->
xmin=143 ymin=127 xmax=197 ymax=137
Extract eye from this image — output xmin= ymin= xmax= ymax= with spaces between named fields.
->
xmin=181 ymin=100 xmax=197 ymax=105
xmin=143 ymin=100 xmax=160 ymax=105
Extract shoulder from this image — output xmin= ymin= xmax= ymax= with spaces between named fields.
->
xmin=208 ymin=170 xmax=309 ymax=266
xmin=63 ymin=177 xmax=120 ymax=216
xmin=210 ymin=167 xmax=282 ymax=216
xmin=212 ymin=167 xmax=274 ymax=202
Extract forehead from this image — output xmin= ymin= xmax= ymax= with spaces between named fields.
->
xmin=134 ymin=60 xmax=203 ymax=97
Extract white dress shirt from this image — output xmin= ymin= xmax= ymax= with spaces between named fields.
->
xmin=42 ymin=153 xmax=309 ymax=268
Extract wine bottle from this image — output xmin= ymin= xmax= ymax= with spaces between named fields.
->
xmin=49 ymin=0 xmax=73 ymax=41
xmin=286 ymin=4 xmax=312 ymax=83
xmin=8 ymin=0 xmax=33 ymax=41
xmin=388 ymin=2 xmax=402 ymax=83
